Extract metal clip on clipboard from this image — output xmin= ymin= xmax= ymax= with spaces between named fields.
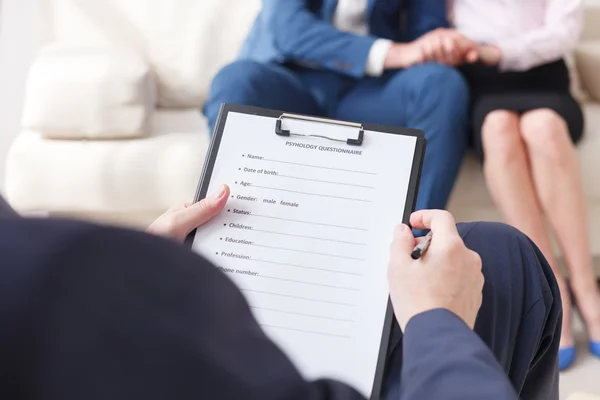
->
xmin=275 ymin=113 xmax=364 ymax=146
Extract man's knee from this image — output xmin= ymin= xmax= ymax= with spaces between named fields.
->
xmin=209 ymin=60 xmax=270 ymax=98
xmin=458 ymin=221 xmax=534 ymax=267
xmin=402 ymin=63 xmax=469 ymax=109
xmin=458 ymin=222 xmax=557 ymax=310
xmin=204 ymin=60 xmax=274 ymax=130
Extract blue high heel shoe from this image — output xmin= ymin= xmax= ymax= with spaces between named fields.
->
xmin=590 ymin=341 xmax=600 ymax=360
xmin=559 ymin=346 xmax=577 ymax=371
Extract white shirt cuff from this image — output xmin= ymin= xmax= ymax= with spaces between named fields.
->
xmin=365 ymin=39 xmax=393 ymax=77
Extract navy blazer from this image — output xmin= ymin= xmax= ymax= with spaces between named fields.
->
xmin=238 ymin=0 xmax=448 ymax=78
xmin=0 ymin=217 xmax=517 ymax=399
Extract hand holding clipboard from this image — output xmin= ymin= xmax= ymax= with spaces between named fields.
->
xmin=188 ymin=104 xmax=425 ymax=399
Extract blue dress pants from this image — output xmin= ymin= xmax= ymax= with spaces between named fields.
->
xmin=204 ymin=61 xmax=470 ymax=211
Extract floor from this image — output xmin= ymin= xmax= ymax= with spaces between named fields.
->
xmin=561 ymin=312 xmax=600 ymax=399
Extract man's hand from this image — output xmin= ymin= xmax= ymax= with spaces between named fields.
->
xmin=385 ymin=29 xmax=479 ymax=69
xmin=388 ymin=210 xmax=484 ymax=331
xmin=418 ymin=29 xmax=477 ymax=66
xmin=147 ymin=184 xmax=230 ymax=243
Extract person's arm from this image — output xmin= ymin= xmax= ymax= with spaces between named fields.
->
xmin=494 ymin=0 xmax=583 ymax=71
xmin=389 ymin=211 xmax=519 ymax=400
xmin=262 ymin=0 xmax=391 ymax=78
xmin=400 ymin=310 xmax=517 ymax=399
xmin=7 ymin=223 xmax=368 ymax=400
xmin=3 ymin=217 xmax=522 ymax=400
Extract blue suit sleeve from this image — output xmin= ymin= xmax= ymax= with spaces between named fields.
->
xmin=262 ymin=0 xmax=378 ymax=78
xmin=405 ymin=0 xmax=449 ymax=41
xmin=400 ymin=309 xmax=518 ymax=400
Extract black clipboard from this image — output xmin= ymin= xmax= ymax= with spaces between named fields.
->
xmin=186 ymin=103 xmax=426 ymax=399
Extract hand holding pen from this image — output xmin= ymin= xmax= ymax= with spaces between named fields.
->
xmin=388 ymin=210 xmax=484 ymax=331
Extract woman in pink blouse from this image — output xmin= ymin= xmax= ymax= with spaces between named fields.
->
xmin=452 ymin=0 xmax=600 ymax=369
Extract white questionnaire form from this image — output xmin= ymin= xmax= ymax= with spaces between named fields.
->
xmin=192 ymin=110 xmax=420 ymax=398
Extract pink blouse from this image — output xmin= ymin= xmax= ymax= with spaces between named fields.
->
xmin=451 ymin=0 xmax=583 ymax=72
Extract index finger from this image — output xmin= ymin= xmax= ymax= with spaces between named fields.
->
xmin=410 ymin=210 xmax=458 ymax=238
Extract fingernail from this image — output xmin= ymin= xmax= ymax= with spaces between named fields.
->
xmin=213 ymin=185 xmax=226 ymax=200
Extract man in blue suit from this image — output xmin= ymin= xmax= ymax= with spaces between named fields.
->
xmin=1 ymin=191 xmax=561 ymax=399
xmin=204 ymin=0 xmax=477 ymax=211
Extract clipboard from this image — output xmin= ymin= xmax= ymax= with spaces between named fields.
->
xmin=187 ymin=104 xmax=426 ymax=399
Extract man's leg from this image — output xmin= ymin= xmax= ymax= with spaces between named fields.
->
xmin=203 ymin=61 xmax=322 ymax=132
xmin=383 ymin=222 xmax=561 ymax=400
xmin=333 ymin=63 xmax=469 ymax=211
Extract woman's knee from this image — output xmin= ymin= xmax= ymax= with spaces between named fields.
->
xmin=520 ymin=109 xmax=575 ymax=166
xmin=481 ymin=110 xmax=524 ymax=161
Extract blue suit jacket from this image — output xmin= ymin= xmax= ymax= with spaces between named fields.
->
xmin=239 ymin=0 xmax=448 ymax=78
xmin=0 ymin=214 xmax=517 ymax=399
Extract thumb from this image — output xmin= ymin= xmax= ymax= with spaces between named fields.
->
xmin=391 ymin=224 xmax=415 ymax=257
xmin=178 ymin=184 xmax=230 ymax=233
xmin=465 ymin=49 xmax=479 ymax=63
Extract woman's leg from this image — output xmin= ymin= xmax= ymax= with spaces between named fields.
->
xmin=520 ymin=109 xmax=600 ymax=342
xmin=480 ymin=110 xmax=574 ymax=346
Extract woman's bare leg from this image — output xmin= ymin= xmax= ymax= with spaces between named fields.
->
xmin=520 ymin=109 xmax=600 ymax=343
xmin=481 ymin=110 xmax=574 ymax=347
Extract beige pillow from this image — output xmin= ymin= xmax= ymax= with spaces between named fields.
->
xmin=574 ymin=41 xmax=600 ymax=103
xmin=22 ymin=45 xmax=155 ymax=140
xmin=565 ymin=53 xmax=590 ymax=103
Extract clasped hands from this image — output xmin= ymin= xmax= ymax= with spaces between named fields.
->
xmin=385 ymin=28 xmax=502 ymax=69
xmin=148 ymin=184 xmax=484 ymax=332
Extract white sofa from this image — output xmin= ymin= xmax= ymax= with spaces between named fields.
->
xmin=6 ymin=1 xmax=600 ymax=265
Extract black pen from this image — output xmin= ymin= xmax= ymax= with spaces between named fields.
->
xmin=411 ymin=231 xmax=433 ymax=260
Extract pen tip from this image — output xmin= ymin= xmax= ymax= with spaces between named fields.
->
xmin=410 ymin=250 xmax=421 ymax=260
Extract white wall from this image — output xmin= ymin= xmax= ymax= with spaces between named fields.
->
xmin=0 ymin=0 xmax=41 ymax=193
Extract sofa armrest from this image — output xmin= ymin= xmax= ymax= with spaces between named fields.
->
xmin=567 ymin=393 xmax=600 ymax=400
xmin=22 ymin=45 xmax=156 ymax=140
xmin=574 ymin=41 xmax=600 ymax=103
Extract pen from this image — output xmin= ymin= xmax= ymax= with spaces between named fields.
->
xmin=411 ymin=231 xmax=433 ymax=260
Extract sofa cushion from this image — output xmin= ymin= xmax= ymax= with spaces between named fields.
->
xmin=565 ymin=53 xmax=589 ymax=103
xmin=22 ymin=45 xmax=155 ymax=139
xmin=48 ymin=0 xmax=261 ymax=108
xmin=6 ymin=110 xmax=208 ymax=213
xmin=575 ymin=41 xmax=600 ymax=103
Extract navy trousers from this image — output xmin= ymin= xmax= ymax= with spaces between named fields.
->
xmin=384 ymin=222 xmax=562 ymax=399
xmin=204 ymin=61 xmax=470 ymax=211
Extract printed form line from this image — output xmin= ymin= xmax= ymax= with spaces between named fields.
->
xmin=240 ymin=289 xmax=356 ymax=307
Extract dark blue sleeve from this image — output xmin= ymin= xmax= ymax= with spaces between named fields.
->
xmin=0 ymin=221 xmax=366 ymax=400
xmin=400 ymin=309 xmax=518 ymax=400
xmin=405 ymin=0 xmax=449 ymax=41
xmin=262 ymin=0 xmax=377 ymax=78
xmin=1 ymin=220 xmax=518 ymax=400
